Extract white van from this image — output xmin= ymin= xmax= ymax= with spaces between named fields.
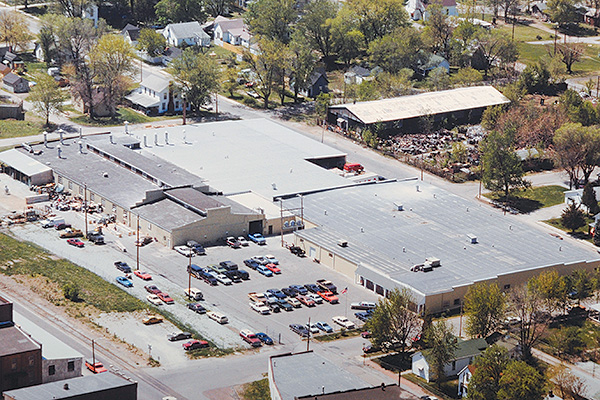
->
xmin=207 ymin=311 xmax=228 ymax=324
xmin=184 ymin=287 xmax=203 ymax=301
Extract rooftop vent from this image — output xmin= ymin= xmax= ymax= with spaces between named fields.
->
xmin=337 ymin=239 xmax=348 ymax=248
xmin=103 ymin=172 xmax=108 ymax=178
xmin=426 ymin=257 xmax=441 ymax=267
xmin=63 ymin=383 xmax=69 ymax=390
xmin=394 ymin=202 xmax=403 ymax=211
xmin=467 ymin=234 xmax=477 ymax=244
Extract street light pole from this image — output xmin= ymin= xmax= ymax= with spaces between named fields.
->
xmin=84 ymin=183 xmax=88 ymax=237
xmin=136 ymin=214 xmax=140 ymax=271
xmin=182 ymin=93 xmax=187 ymax=126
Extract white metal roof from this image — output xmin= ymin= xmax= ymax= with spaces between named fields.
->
xmin=0 ymin=148 xmax=51 ymax=177
xmin=329 ymin=86 xmax=510 ymax=125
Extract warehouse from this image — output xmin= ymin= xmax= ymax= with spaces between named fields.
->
xmin=0 ymin=148 xmax=53 ymax=186
xmin=327 ymin=86 xmax=510 ymax=132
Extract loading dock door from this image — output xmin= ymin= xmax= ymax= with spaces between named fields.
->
xmin=249 ymin=220 xmax=263 ymax=234
xmin=309 ymin=247 xmax=316 ymax=259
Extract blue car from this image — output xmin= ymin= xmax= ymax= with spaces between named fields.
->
xmin=289 ymin=285 xmax=308 ymax=295
xmin=248 ymin=233 xmax=266 ymax=245
xmin=244 ymin=259 xmax=260 ymax=270
xmin=255 ymin=332 xmax=273 ymax=345
xmin=256 ymin=265 xmax=273 ymax=277
xmin=116 ymin=276 xmax=133 ymax=288
xmin=267 ymin=288 xmax=286 ymax=299
xmin=315 ymin=321 xmax=333 ymax=333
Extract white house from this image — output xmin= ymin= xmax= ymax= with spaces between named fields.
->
xmin=121 ymin=23 xmax=141 ymax=46
xmin=83 ymin=3 xmax=99 ymax=27
xmin=125 ymin=72 xmax=186 ymax=115
xmin=213 ymin=16 xmax=252 ymax=47
xmin=163 ymin=21 xmax=211 ymax=47
xmin=411 ymin=338 xmax=488 ymax=383
xmin=457 ymin=364 xmax=475 ymax=397
xmin=406 ymin=0 xmax=458 ymax=20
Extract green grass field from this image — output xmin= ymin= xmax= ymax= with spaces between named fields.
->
xmin=70 ymin=107 xmax=173 ymax=126
xmin=485 ymin=185 xmax=567 ymax=212
xmin=0 ymin=118 xmax=45 ymax=138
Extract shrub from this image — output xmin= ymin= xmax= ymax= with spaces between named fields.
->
xmin=243 ymin=96 xmax=257 ymax=106
xmin=63 ymin=283 xmax=80 ymax=301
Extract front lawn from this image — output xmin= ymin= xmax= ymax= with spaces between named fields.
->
xmin=544 ymin=216 xmax=594 ymax=240
xmin=70 ymin=107 xmax=173 ymax=126
xmin=0 ymin=117 xmax=45 ymax=138
xmin=484 ymin=185 xmax=567 ymax=213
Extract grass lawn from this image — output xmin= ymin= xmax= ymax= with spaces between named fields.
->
xmin=403 ymin=373 xmax=456 ymax=400
xmin=484 ymin=185 xmax=567 ymax=213
xmin=70 ymin=107 xmax=173 ymax=127
xmin=496 ymin=22 xmax=552 ymax=43
xmin=240 ymin=378 xmax=270 ymax=400
xmin=313 ymin=329 xmax=361 ymax=342
xmin=544 ymin=216 xmax=594 ymax=241
xmin=0 ymin=117 xmax=45 ymax=139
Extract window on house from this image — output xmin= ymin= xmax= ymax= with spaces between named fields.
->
xmin=452 ymin=360 xmax=456 ymax=370
xmin=454 ymin=299 xmax=460 ymax=306
xmin=164 ymin=93 xmax=167 ymax=100
xmin=48 ymin=365 xmax=55 ymax=375
xmin=68 ymin=361 xmax=74 ymax=371
xmin=504 ymin=284 xmax=511 ymax=290
xmin=11 ymin=360 xmax=17 ymax=370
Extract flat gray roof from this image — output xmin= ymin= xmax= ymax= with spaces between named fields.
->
xmin=270 ymin=351 xmax=370 ymax=400
xmin=0 ymin=325 xmax=40 ymax=357
xmin=329 ymin=86 xmax=510 ymax=125
xmin=0 ymin=149 xmax=51 ymax=177
xmin=165 ymin=187 xmax=225 ymax=212
xmin=137 ymin=118 xmax=351 ymax=200
xmin=289 ymin=180 xmax=600 ymax=298
xmin=3 ymin=372 xmax=135 ymax=399
xmin=134 ymin=198 xmax=205 ymax=232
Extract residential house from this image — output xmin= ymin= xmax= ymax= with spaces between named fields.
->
xmin=83 ymin=3 xmax=99 ymax=26
xmin=0 ymin=63 xmax=11 ymax=76
xmin=2 ymin=73 xmax=28 ymax=93
xmin=162 ymin=21 xmax=211 ymax=48
xmin=295 ymin=69 xmax=329 ymax=98
xmin=73 ymin=87 xmax=112 ymax=117
xmin=162 ymin=46 xmax=183 ymax=66
xmin=344 ymin=65 xmax=372 ymax=85
xmin=121 ymin=23 xmax=141 ymax=46
xmin=406 ymin=0 xmax=458 ymax=20
xmin=415 ymin=53 xmax=450 ymax=77
xmin=125 ymin=72 xmax=186 ymax=115
xmin=411 ymin=338 xmax=488 ymax=382
xmin=4 ymin=52 xmax=23 ymax=71
xmin=532 ymin=1 xmax=549 ymax=20
xmin=457 ymin=364 xmax=474 ymax=398
xmin=213 ymin=16 xmax=252 ymax=48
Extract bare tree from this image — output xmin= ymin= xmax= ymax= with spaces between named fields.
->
xmin=548 ymin=364 xmax=588 ymax=400
xmin=551 ymin=42 xmax=584 ymax=74
xmin=509 ymin=285 xmax=551 ymax=360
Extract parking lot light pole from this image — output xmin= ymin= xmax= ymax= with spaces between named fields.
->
xmin=306 ymin=316 xmax=311 ymax=352
xmin=136 ymin=214 xmax=140 ymax=271
xmin=188 ymin=254 xmax=192 ymax=294
xmin=84 ymin=183 xmax=88 ymax=237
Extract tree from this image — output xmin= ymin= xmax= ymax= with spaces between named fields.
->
xmin=62 ymin=282 xmax=80 ymax=301
xmin=450 ymin=67 xmax=483 ymax=86
xmin=520 ymin=62 xmax=550 ymax=94
xmin=155 ymin=0 xmax=206 ymax=24
xmin=548 ymin=364 xmax=588 ymax=400
xmin=137 ymin=28 xmax=165 ymax=57
xmin=315 ymin=92 xmax=333 ymax=122
xmin=426 ymin=67 xmax=450 ymax=91
xmin=553 ymin=122 xmax=600 ymax=188
xmin=497 ymin=361 xmax=546 ymax=400
xmin=223 ymin=66 xmax=240 ymax=97
xmin=568 ymin=269 xmax=595 ymax=304
xmin=548 ymin=326 xmax=586 ymax=358
xmin=471 ymin=30 xmax=518 ymax=77
xmin=331 ymin=25 xmax=364 ymax=66
xmin=297 ymin=0 xmax=338 ymax=60
xmin=245 ymin=0 xmax=297 ymax=44
xmin=528 ymin=270 xmax=568 ymax=313
xmin=365 ymin=288 xmax=421 ymax=353
xmin=38 ymin=26 xmax=56 ymax=66
xmin=28 ymin=73 xmax=68 ymax=126
xmin=55 ymin=0 xmax=94 ymax=18
xmin=368 ymin=27 xmax=425 ymax=73
xmin=89 ymin=34 xmax=136 ymax=118
xmin=481 ymin=130 xmax=529 ymax=200
xmin=242 ymin=38 xmax=288 ymax=108
xmin=464 ymin=282 xmax=506 ymax=339
xmin=468 ymin=345 xmax=510 ymax=400
xmin=486 ymin=0 xmax=501 ymax=19
xmin=561 ymin=201 xmax=586 ymax=233
xmin=509 ymin=284 xmax=551 ymax=360
xmin=553 ymin=42 xmax=584 ymax=74
xmin=205 ymin=0 xmax=234 ymax=18
xmin=426 ymin=319 xmax=457 ymax=387
xmin=547 ymin=0 xmax=580 ymax=27
xmin=582 ymin=183 xmax=600 ymax=215
xmin=0 ymin=11 xmax=33 ymax=51
xmin=594 ymin=219 xmax=600 ymax=247
xmin=423 ymin=3 xmax=453 ymax=58
xmin=289 ymin=32 xmax=317 ymax=102
xmin=169 ymin=48 xmax=220 ymax=111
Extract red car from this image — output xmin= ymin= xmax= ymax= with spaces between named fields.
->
xmin=157 ymin=292 xmax=174 ymax=304
xmin=318 ymin=291 xmax=339 ymax=304
xmin=134 ymin=270 xmax=152 ymax=280
xmin=183 ymin=339 xmax=209 ymax=351
xmin=67 ymin=238 xmax=84 ymax=247
xmin=144 ymin=285 xmax=161 ymax=294
xmin=85 ymin=361 xmax=107 ymax=373
xmin=265 ymin=263 xmax=281 ymax=274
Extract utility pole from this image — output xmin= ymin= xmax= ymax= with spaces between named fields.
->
xmin=554 ymin=25 xmax=558 ymax=55
xmin=306 ymin=316 xmax=311 ymax=351
xmin=182 ymin=93 xmax=187 ymax=125
xmin=84 ymin=183 xmax=88 ymax=237
xmin=188 ymin=254 xmax=192 ymax=295
xmin=279 ymin=198 xmax=284 ymax=247
xmin=136 ymin=214 xmax=140 ymax=271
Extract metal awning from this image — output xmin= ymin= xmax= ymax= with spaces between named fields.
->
xmin=125 ymin=92 xmax=160 ymax=108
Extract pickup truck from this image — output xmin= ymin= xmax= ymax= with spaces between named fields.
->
xmin=248 ymin=292 xmax=267 ymax=303
xmin=250 ymin=301 xmax=270 ymax=315
xmin=248 ymin=233 xmax=266 ymax=245
xmin=351 ymin=301 xmax=377 ymax=310
xmin=240 ymin=329 xmax=262 ymax=347
xmin=60 ymin=228 xmax=83 ymax=238
xmin=316 ymin=279 xmax=337 ymax=294
xmin=87 ymin=231 xmax=105 ymax=244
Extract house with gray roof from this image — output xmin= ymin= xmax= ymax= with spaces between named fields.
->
xmin=125 ymin=71 xmax=187 ymax=115
xmin=2 ymin=72 xmax=28 ymax=93
xmin=162 ymin=21 xmax=210 ymax=47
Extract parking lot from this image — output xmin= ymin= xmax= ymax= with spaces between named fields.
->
xmin=9 ymin=205 xmax=381 ymax=366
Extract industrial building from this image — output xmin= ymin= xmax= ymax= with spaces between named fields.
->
xmin=327 ymin=86 xmax=510 ymax=132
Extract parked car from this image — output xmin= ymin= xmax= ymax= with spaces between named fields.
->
xmin=265 ymin=254 xmax=279 ymax=265
xmin=219 ymin=261 xmax=238 ymax=271
xmin=41 ymin=220 xmax=55 ymax=228
xmin=287 ymin=297 xmax=302 ymax=308
xmin=226 ymin=236 xmax=241 ymax=248
xmin=361 ymin=331 xmax=372 ymax=338
xmin=209 ymin=271 xmax=233 ymax=285
xmin=134 ymin=270 xmax=152 ymax=280
xmin=265 ymin=263 xmax=281 ymax=274
xmin=244 ymin=259 xmax=260 ymax=270
xmin=67 ymin=238 xmax=84 ymax=247
xmin=85 ymin=361 xmax=107 ymax=374
xmin=332 ymin=316 xmax=356 ymax=329
xmin=250 ymin=301 xmax=271 ymax=315
xmin=316 ymin=279 xmax=337 ymax=293
xmin=187 ymin=302 xmax=207 ymax=314
xmin=147 ymin=294 xmax=162 ymax=306
xmin=252 ymin=256 xmax=269 ymax=265
xmin=296 ymin=295 xmax=316 ymax=307
xmin=289 ymin=323 xmax=309 ymax=337
xmin=223 ymin=270 xmax=242 ymax=283
xmin=240 ymin=329 xmax=262 ymax=347
xmin=255 ymin=332 xmax=273 ymax=345
xmin=144 ymin=284 xmax=161 ymax=294
xmin=289 ymin=284 xmax=308 ymax=295
xmin=267 ymin=288 xmax=286 ymax=299
xmin=277 ymin=299 xmax=293 ymax=312
xmin=248 ymin=233 xmax=266 ymax=245
xmin=87 ymin=231 xmax=105 ymax=244
xmin=184 ymin=288 xmax=204 ymax=301
xmin=135 ymin=236 xmax=153 ymax=247
xmin=306 ymin=323 xmax=319 ymax=334
xmin=142 ymin=315 xmax=163 ymax=325
xmin=55 ymin=223 xmax=71 ymax=230
xmin=183 ymin=339 xmax=209 ymax=351
xmin=256 ymin=265 xmax=274 ymax=277
xmin=362 ymin=343 xmax=381 ymax=353
xmin=174 ymin=245 xmax=195 ymax=257
xmin=187 ymin=240 xmax=206 ymax=255
xmin=282 ymin=287 xmax=298 ymax=298
xmin=266 ymin=299 xmax=281 ymax=313
xmin=308 ymin=293 xmax=324 ymax=304
xmin=355 ymin=311 xmax=373 ymax=322
xmin=318 ymin=291 xmax=339 ymax=304
xmin=157 ymin=292 xmax=174 ymax=304
xmin=351 ymin=301 xmax=377 ymax=310
xmin=115 ymin=261 xmax=132 ymax=274
xmin=116 ymin=276 xmax=133 ymax=287
xmin=315 ymin=321 xmax=333 ymax=333
xmin=168 ymin=332 xmax=192 ymax=341
xmin=304 ymin=283 xmax=320 ymax=293
xmin=60 ymin=228 xmax=83 ymax=238
xmin=238 ymin=236 xmax=249 ymax=246
xmin=289 ymin=245 xmax=305 ymax=257
xmin=207 ymin=311 xmax=228 ymax=324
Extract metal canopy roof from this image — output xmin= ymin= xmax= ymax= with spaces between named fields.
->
xmin=0 ymin=148 xmax=51 ymax=177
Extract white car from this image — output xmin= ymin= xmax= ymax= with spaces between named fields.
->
xmin=265 ymin=254 xmax=279 ymax=265
xmin=306 ymin=323 xmax=319 ymax=334
xmin=250 ymin=301 xmax=271 ymax=315
xmin=209 ymin=271 xmax=232 ymax=285
xmin=308 ymin=293 xmax=323 ymax=304
xmin=263 ymin=292 xmax=277 ymax=302
xmin=174 ymin=245 xmax=194 ymax=257
xmin=147 ymin=294 xmax=162 ymax=306
xmin=287 ymin=297 xmax=301 ymax=308
xmin=332 ymin=316 xmax=356 ymax=329
xmin=252 ymin=256 xmax=269 ymax=265
xmin=238 ymin=236 xmax=249 ymax=246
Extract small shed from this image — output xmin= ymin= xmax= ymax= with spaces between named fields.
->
xmin=2 ymin=72 xmax=28 ymax=93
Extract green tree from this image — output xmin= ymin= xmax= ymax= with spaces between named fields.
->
xmin=242 ymin=38 xmax=287 ymax=108
xmin=554 ymin=122 xmax=585 ymax=188
xmin=297 ymin=0 xmax=338 ymax=60
xmin=426 ymin=67 xmax=450 ymax=91
xmin=38 ymin=26 xmax=56 ymax=66
xmin=155 ymin=0 xmax=206 ymax=24
xmin=315 ymin=92 xmax=333 ymax=122
xmin=289 ymin=32 xmax=318 ymax=102
xmin=468 ymin=345 xmax=510 ymax=400
xmin=568 ymin=269 xmax=595 ymax=304
xmin=561 ymin=201 xmax=586 ymax=232
xmin=450 ymin=67 xmax=483 ymax=86
xmin=364 ymin=288 xmax=421 ymax=353
xmin=548 ymin=326 xmax=586 ymax=358
xmin=169 ymin=48 xmax=220 ymax=111
xmin=464 ymin=282 xmax=506 ymax=339
xmin=28 ymin=73 xmax=68 ymax=126
xmin=594 ymin=219 xmax=600 ymax=246
xmin=62 ymin=282 xmax=80 ymax=301
xmin=330 ymin=19 xmax=364 ymax=66
xmin=0 ymin=10 xmax=33 ymax=51
xmin=90 ymin=34 xmax=136 ymax=118
xmin=481 ymin=130 xmax=529 ymax=201
xmin=553 ymin=42 xmax=584 ymax=74
xmin=510 ymin=284 xmax=551 ymax=360
xmin=497 ymin=360 xmax=546 ymax=400
xmin=520 ymin=62 xmax=550 ymax=94
xmin=582 ymin=183 xmax=600 ymax=215
xmin=471 ymin=30 xmax=518 ymax=77
xmin=245 ymin=0 xmax=296 ymax=44
xmin=368 ymin=27 xmax=425 ymax=73
xmin=137 ymin=28 xmax=165 ymax=57
xmin=423 ymin=3 xmax=453 ymax=58
xmin=362 ymin=127 xmax=379 ymax=148
xmin=223 ymin=66 xmax=240 ymax=97
xmin=205 ymin=0 xmax=234 ymax=18
xmin=451 ymin=141 xmax=467 ymax=163
xmin=547 ymin=0 xmax=580 ymax=27
xmin=426 ymin=319 xmax=457 ymax=387
xmin=528 ymin=270 xmax=569 ymax=313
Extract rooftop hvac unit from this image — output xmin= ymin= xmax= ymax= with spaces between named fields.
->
xmin=394 ymin=202 xmax=403 ymax=211
xmin=467 ymin=234 xmax=477 ymax=244
xmin=337 ymin=239 xmax=348 ymax=248
xmin=426 ymin=257 xmax=441 ymax=267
